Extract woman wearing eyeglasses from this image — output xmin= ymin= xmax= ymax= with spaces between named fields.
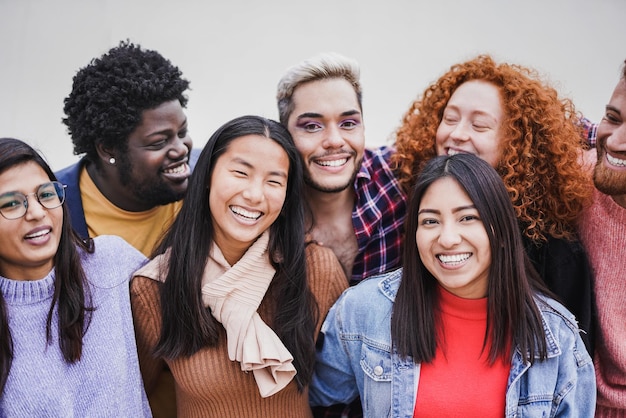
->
xmin=0 ymin=137 xmax=151 ymax=416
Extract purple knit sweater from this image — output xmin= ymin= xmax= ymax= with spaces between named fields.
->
xmin=0 ymin=235 xmax=151 ymax=417
xmin=579 ymin=188 xmax=626 ymax=417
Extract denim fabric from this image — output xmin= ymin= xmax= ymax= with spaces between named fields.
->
xmin=310 ymin=269 xmax=596 ymax=418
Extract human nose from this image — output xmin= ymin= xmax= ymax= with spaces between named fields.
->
xmin=323 ymin=125 xmax=346 ymax=148
xmin=438 ymin=222 xmax=462 ymax=248
xmin=168 ymin=135 xmax=191 ymax=160
xmin=449 ymin=121 xmax=471 ymax=142
xmin=242 ymin=180 xmax=264 ymax=203
xmin=23 ymin=194 xmax=47 ymax=220
xmin=606 ymin=123 xmax=626 ymax=149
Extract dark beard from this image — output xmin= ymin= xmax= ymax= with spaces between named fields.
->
xmin=117 ymin=154 xmax=185 ymax=207
xmin=303 ymin=174 xmax=354 ymax=193
xmin=302 ymin=158 xmax=361 ymax=194
xmin=304 ymin=158 xmax=363 ymax=193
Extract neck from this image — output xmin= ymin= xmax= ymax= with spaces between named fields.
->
xmin=0 ymin=262 xmax=54 ymax=281
xmin=86 ymin=162 xmax=150 ymax=212
xmin=304 ymin=186 xmax=355 ymax=223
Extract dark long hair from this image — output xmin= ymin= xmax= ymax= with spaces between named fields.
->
xmin=391 ymin=153 xmax=547 ymax=365
xmin=152 ymin=115 xmax=318 ymax=389
xmin=0 ymin=138 xmax=94 ymax=393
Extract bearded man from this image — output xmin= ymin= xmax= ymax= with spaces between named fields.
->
xmin=578 ymin=59 xmax=626 ymax=417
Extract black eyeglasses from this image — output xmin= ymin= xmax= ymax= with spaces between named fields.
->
xmin=0 ymin=181 xmax=67 ymax=220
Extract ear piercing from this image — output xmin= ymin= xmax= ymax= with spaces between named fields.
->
xmin=109 ymin=157 xmax=116 ymax=165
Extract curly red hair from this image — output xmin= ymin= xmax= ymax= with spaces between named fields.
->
xmin=391 ymin=55 xmax=591 ymax=242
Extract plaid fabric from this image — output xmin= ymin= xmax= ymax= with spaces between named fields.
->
xmin=580 ymin=117 xmax=598 ymax=147
xmin=350 ymin=146 xmax=407 ymax=284
xmin=312 ymin=147 xmax=406 ymax=417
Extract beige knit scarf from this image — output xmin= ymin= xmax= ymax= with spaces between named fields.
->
xmin=134 ymin=231 xmax=296 ymax=397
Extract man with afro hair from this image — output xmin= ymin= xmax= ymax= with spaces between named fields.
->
xmin=57 ymin=40 xmax=198 ymax=257
xmin=56 ymin=40 xmax=197 ymax=418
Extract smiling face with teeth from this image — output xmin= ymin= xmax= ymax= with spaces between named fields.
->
xmin=435 ymin=80 xmax=505 ymax=168
xmin=0 ymin=162 xmax=63 ymax=280
xmin=287 ymin=78 xmax=365 ymax=194
xmin=594 ymin=78 xmax=626 ymax=207
xmin=98 ymin=99 xmax=193 ymax=212
xmin=208 ymin=134 xmax=289 ymax=265
xmin=416 ymin=176 xmax=491 ymax=299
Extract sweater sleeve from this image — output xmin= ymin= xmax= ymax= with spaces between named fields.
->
xmin=130 ymin=276 xmax=168 ymax=395
xmin=305 ymin=242 xmax=349 ymax=333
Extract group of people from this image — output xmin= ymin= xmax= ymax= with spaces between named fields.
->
xmin=0 ymin=38 xmax=623 ymax=418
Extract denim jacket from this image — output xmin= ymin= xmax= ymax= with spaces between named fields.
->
xmin=310 ymin=269 xmax=596 ymax=418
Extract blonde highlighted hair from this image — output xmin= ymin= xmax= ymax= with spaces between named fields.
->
xmin=276 ymin=52 xmax=362 ymax=125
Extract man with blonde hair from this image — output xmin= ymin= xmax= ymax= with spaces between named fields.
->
xmin=277 ymin=53 xmax=406 ymax=285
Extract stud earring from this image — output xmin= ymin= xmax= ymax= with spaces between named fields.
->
xmin=109 ymin=157 xmax=116 ymax=165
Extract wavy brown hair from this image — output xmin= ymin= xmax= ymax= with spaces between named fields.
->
xmin=391 ymin=55 xmax=591 ymax=242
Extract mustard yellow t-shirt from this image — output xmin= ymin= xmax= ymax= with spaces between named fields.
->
xmin=79 ymin=167 xmax=183 ymax=257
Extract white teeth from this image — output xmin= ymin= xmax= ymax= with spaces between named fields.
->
xmin=317 ymin=158 xmax=348 ymax=167
xmin=25 ymin=229 xmax=50 ymax=239
xmin=164 ymin=164 xmax=186 ymax=174
xmin=231 ymin=206 xmax=261 ymax=220
xmin=447 ymin=149 xmax=461 ymax=156
xmin=438 ymin=253 xmax=470 ymax=265
xmin=607 ymin=154 xmax=626 ymax=167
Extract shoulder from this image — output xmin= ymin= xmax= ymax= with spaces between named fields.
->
xmin=534 ymin=294 xmax=580 ymax=336
xmin=82 ymin=235 xmax=148 ymax=288
xmin=334 ymin=269 xmax=401 ymax=317
xmin=306 ymin=240 xmax=342 ymax=270
xmin=130 ymin=274 xmax=161 ymax=302
xmin=55 ymin=158 xmax=86 ymax=183
xmin=358 ymin=147 xmax=405 ymax=201
xmin=305 ymin=241 xmax=349 ymax=295
xmin=362 ymin=146 xmax=395 ymax=169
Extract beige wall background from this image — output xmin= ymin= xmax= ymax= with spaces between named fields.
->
xmin=1 ymin=0 xmax=625 ymax=171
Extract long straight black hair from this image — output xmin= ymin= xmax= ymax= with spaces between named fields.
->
xmin=0 ymin=138 xmax=94 ymax=393
xmin=152 ymin=115 xmax=318 ymax=389
xmin=391 ymin=153 xmax=548 ymax=365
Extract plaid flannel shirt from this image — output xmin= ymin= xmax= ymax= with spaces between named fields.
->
xmin=350 ymin=146 xmax=407 ymax=284
xmin=581 ymin=117 xmax=598 ymax=147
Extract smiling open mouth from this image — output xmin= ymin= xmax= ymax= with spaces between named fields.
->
xmin=437 ymin=253 xmax=471 ymax=265
xmin=230 ymin=206 xmax=262 ymax=220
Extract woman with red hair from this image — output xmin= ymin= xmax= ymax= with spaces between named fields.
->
xmin=391 ymin=54 xmax=594 ymax=354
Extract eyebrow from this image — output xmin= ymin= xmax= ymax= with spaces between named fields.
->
xmin=0 ymin=183 xmax=50 ymax=196
xmin=231 ymin=158 xmax=288 ymax=178
xmin=146 ymin=118 xmax=188 ymax=138
xmin=606 ymin=104 xmax=622 ymax=115
xmin=444 ymin=105 xmax=499 ymax=121
xmin=295 ymin=109 xmax=361 ymax=121
xmin=418 ymin=204 xmax=476 ymax=215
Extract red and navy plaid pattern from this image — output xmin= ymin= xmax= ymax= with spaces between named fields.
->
xmin=350 ymin=146 xmax=407 ymax=284
xmin=580 ymin=117 xmax=598 ymax=148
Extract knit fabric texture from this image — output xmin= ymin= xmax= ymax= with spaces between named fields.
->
xmin=131 ymin=241 xmax=348 ymax=417
xmin=0 ymin=235 xmax=150 ymax=417
xmin=579 ymin=188 xmax=626 ymax=416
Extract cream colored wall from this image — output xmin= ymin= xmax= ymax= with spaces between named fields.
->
xmin=1 ymin=0 xmax=624 ymax=170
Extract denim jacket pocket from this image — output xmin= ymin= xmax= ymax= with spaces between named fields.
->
xmin=360 ymin=342 xmax=392 ymax=418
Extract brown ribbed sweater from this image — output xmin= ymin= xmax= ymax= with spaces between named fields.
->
xmin=578 ymin=188 xmax=626 ymax=417
xmin=131 ymin=242 xmax=348 ymax=418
